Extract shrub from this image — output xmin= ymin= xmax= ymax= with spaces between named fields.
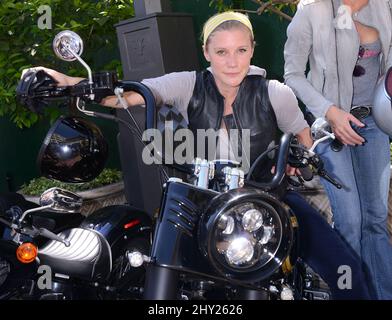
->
xmin=20 ymin=168 xmax=122 ymax=196
xmin=0 ymin=0 xmax=134 ymax=128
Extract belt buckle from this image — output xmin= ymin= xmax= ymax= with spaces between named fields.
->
xmin=350 ymin=106 xmax=371 ymax=120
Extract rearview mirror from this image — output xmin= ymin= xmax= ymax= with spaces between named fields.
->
xmin=52 ymin=30 xmax=83 ymax=62
xmin=39 ymin=187 xmax=83 ymax=213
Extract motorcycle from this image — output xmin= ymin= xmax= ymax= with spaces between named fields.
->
xmin=0 ymin=186 xmax=151 ymax=300
xmin=0 ymin=190 xmax=85 ymax=298
xmin=9 ymin=30 xmax=341 ymax=300
xmin=0 ymin=35 xmax=155 ymax=299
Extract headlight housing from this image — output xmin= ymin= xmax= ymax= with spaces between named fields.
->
xmin=199 ymin=188 xmax=293 ymax=283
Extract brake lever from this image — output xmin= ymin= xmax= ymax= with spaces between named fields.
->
xmin=19 ymin=225 xmax=70 ymax=246
xmin=290 ymin=140 xmax=343 ymax=189
xmin=38 ymin=228 xmax=70 ymax=247
xmin=318 ymin=169 xmax=342 ymax=189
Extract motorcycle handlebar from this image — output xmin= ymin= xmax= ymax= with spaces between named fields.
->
xmin=33 ymin=74 xmax=343 ymax=190
xmin=65 ymin=79 xmax=158 ymax=133
xmin=245 ymin=133 xmax=292 ymax=191
xmin=116 ymin=80 xmax=157 ymax=131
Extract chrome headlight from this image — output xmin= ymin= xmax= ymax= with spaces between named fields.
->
xmin=215 ymin=201 xmax=282 ymax=269
xmin=199 ymin=188 xmax=293 ymax=283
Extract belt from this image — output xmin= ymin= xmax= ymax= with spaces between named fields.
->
xmin=350 ymin=105 xmax=372 ymax=120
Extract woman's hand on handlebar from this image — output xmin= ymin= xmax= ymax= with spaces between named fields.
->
xmin=295 ymin=127 xmax=313 ymax=149
xmin=21 ymin=67 xmax=84 ymax=86
xmin=101 ymin=91 xmax=146 ymax=109
xmin=271 ymin=165 xmax=301 ymax=177
xmin=21 ymin=67 xmax=147 ymax=109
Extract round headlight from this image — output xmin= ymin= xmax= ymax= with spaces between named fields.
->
xmin=242 ymin=208 xmax=263 ymax=232
xmin=199 ymin=188 xmax=293 ymax=283
xmin=213 ymin=201 xmax=281 ymax=270
xmin=218 ymin=214 xmax=235 ymax=235
xmin=226 ymin=237 xmax=254 ymax=265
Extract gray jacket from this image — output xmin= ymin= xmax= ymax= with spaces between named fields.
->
xmin=284 ymin=0 xmax=392 ymax=118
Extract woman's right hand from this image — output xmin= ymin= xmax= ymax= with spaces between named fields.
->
xmin=21 ymin=67 xmax=84 ymax=86
xmin=325 ymin=105 xmax=365 ymax=146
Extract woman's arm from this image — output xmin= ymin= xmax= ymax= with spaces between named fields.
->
xmin=21 ymin=67 xmax=195 ymax=110
xmin=22 ymin=67 xmax=146 ymax=108
xmin=102 ymin=72 xmax=196 ymax=110
xmin=268 ymin=80 xmax=309 ymax=136
xmin=295 ymin=127 xmax=312 ymax=149
xmin=21 ymin=66 xmax=84 ymax=86
xmin=283 ymin=6 xmax=365 ymax=146
xmin=283 ymin=5 xmax=334 ymax=119
xmin=101 ymin=91 xmax=145 ymax=108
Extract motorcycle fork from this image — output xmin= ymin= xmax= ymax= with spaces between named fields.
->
xmin=143 ymin=264 xmax=179 ymax=300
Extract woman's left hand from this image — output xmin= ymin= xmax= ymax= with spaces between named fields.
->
xmin=271 ymin=165 xmax=301 ymax=176
xmin=296 ymin=127 xmax=313 ymax=149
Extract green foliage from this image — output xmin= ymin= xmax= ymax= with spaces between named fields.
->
xmin=209 ymin=0 xmax=235 ymax=12
xmin=0 ymin=0 xmax=134 ymax=128
xmin=20 ymin=168 xmax=122 ymax=196
xmin=209 ymin=0 xmax=297 ymax=19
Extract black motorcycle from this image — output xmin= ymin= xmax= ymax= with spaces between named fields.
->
xmin=0 ymin=185 xmax=151 ymax=300
xmin=0 ymin=191 xmax=85 ymax=298
xmin=0 ymin=32 xmax=155 ymax=299
xmin=10 ymin=30 xmax=341 ymax=300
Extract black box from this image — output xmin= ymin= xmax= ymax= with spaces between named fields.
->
xmin=116 ymin=13 xmax=200 ymax=81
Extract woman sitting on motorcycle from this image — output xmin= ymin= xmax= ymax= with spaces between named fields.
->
xmin=26 ymin=11 xmax=371 ymax=299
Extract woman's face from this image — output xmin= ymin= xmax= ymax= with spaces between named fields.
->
xmin=204 ymin=27 xmax=254 ymax=93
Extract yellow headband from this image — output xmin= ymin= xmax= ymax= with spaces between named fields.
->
xmin=203 ymin=11 xmax=254 ymax=46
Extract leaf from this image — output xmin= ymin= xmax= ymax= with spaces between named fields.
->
xmin=9 ymin=52 xmax=23 ymax=59
xmin=11 ymin=58 xmax=26 ymax=65
xmin=30 ymin=112 xmax=38 ymax=123
xmin=0 ymin=0 xmax=136 ymax=129
xmin=0 ymin=41 xmax=10 ymax=51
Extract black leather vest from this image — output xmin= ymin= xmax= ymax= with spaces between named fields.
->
xmin=187 ymin=70 xmax=279 ymax=180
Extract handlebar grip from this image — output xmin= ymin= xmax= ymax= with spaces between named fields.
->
xmin=298 ymin=166 xmax=314 ymax=181
xmin=0 ymin=216 xmax=13 ymax=228
xmin=330 ymin=138 xmax=344 ymax=152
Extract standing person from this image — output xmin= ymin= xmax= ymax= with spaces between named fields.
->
xmin=24 ymin=11 xmax=371 ymax=299
xmin=284 ymin=0 xmax=392 ymax=299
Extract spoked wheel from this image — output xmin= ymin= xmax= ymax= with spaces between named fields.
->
xmin=106 ymin=237 xmax=150 ymax=299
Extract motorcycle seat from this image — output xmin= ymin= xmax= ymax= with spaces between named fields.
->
xmin=38 ymin=228 xmax=112 ymax=282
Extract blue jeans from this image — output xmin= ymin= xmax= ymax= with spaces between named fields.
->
xmin=316 ymin=115 xmax=392 ymax=299
xmin=284 ymin=192 xmax=370 ymax=300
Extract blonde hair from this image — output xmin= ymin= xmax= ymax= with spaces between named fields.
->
xmin=202 ymin=11 xmax=254 ymax=47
